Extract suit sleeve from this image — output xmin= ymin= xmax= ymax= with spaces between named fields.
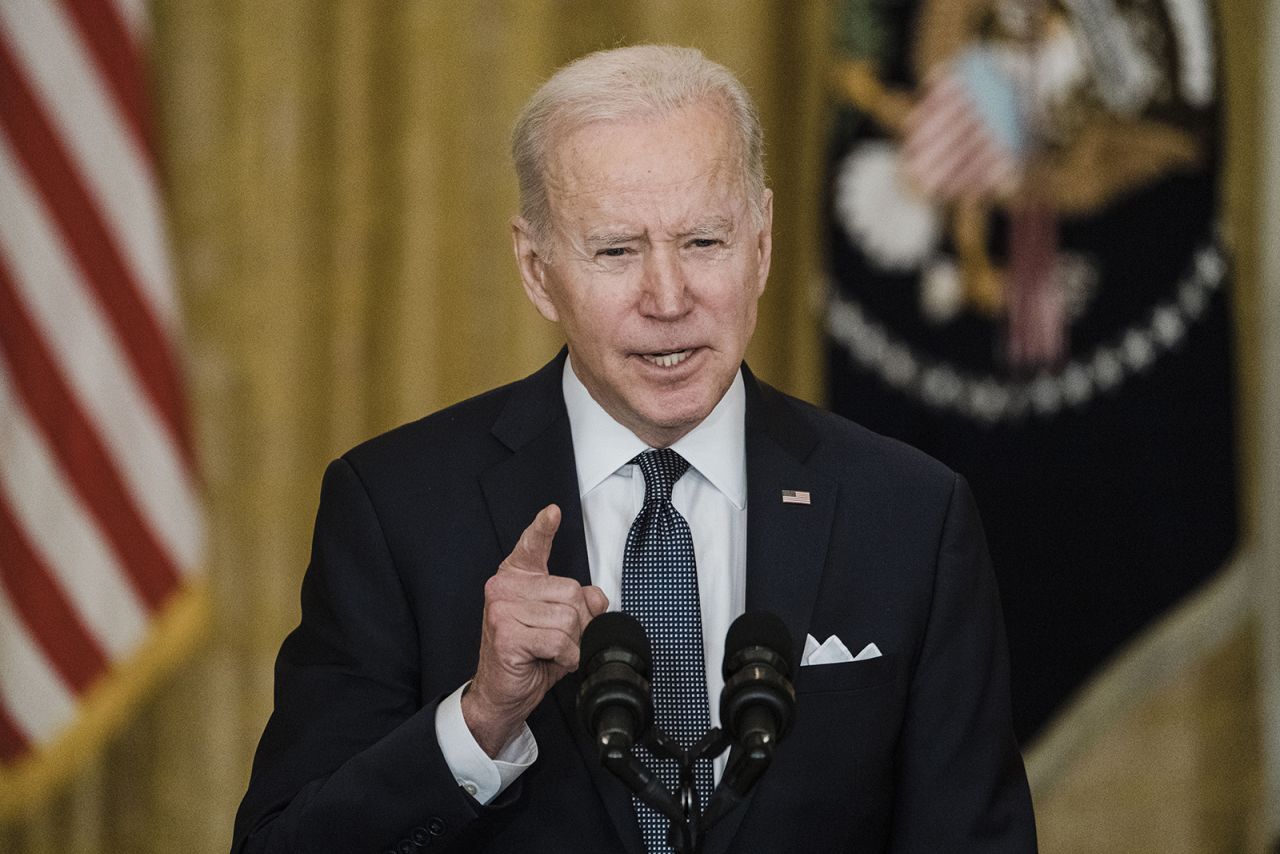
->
xmin=231 ymin=458 xmax=518 ymax=853
xmin=889 ymin=474 xmax=1038 ymax=853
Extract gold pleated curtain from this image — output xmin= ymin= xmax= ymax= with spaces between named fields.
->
xmin=0 ymin=1 xmax=1268 ymax=852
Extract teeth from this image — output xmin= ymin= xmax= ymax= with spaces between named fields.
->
xmin=644 ymin=349 xmax=692 ymax=368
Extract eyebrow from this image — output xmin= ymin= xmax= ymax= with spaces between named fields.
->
xmin=677 ymin=217 xmax=735 ymax=239
xmin=583 ymin=231 xmax=643 ymax=249
xmin=583 ymin=217 xmax=737 ymax=247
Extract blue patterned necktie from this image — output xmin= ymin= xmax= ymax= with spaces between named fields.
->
xmin=621 ymin=448 xmax=714 ymax=852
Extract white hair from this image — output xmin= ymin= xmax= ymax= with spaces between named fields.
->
xmin=511 ymin=44 xmax=767 ymax=247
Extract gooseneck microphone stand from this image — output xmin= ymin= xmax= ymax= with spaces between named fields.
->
xmin=639 ymin=723 xmax=731 ymax=852
xmin=592 ymin=725 xmax=689 ymax=850
xmin=591 ymin=719 xmax=729 ymax=852
xmin=606 ymin=717 xmax=783 ymax=853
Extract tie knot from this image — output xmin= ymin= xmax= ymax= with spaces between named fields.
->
xmin=631 ymin=448 xmax=689 ymax=504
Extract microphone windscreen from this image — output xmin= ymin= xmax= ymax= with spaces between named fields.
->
xmin=723 ymin=611 xmax=792 ymax=677
xmin=580 ymin=611 xmax=650 ymax=674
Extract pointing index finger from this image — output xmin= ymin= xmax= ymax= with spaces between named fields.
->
xmin=509 ymin=504 xmax=560 ymax=574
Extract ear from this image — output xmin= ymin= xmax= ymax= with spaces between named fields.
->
xmin=512 ymin=216 xmax=560 ymax=322
xmin=754 ymin=189 xmax=774 ymax=296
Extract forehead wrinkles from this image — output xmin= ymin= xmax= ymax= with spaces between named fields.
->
xmin=556 ymin=159 xmax=739 ymax=219
xmin=548 ymin=103 xmax=744 ymax=194
xmin=545 ymin=147 xmax=746 ymax=245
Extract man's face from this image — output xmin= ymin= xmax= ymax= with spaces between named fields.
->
xmin=513 ymin=102 xmax=773 ymax=448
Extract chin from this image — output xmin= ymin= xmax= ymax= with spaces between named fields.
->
xmin=631 ymin=396 xmax=715 ymax=441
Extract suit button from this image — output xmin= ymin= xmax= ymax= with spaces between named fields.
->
xmin=411 ymin=826 xmax=430 ymax=845
xmin=427 ymin=817 xmax=446 ymax=836
xmin=397 ymin=839 xmax=414 ymax=854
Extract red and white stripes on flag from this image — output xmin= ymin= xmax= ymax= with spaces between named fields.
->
xmin=0 ymin=0 xmax=203 ymax=810
xmin=902 ymin=53 xmax=1024 ymax=203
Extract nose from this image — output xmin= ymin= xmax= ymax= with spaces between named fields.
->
xmin=638 ymin=246 xmax=691 ymax=320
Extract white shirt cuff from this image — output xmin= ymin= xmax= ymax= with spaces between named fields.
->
xmin=434 ymin=682 xmax=538 ymax=805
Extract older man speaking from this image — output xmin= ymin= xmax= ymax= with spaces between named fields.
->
xmin=233 ymin=45 xmax=1036 ymax=854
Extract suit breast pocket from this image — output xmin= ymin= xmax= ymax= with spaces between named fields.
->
xmin=793 ymin=654 xmax=897 ymax=694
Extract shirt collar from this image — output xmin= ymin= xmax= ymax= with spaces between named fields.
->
xmin=562 ymin=355 xmax=747 ymax=509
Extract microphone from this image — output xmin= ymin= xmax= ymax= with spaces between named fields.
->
xmin=719 ymin=611 xmax=796 ymax=753
xmin=703 ymin=611 xmax=796 ymax=828
xmin=577 ymin=612 xmax=685 ymax=841
xmin=577 ymin=611 xmax=652 ymax=759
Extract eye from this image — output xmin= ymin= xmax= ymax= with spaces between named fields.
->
xmin=597 ymin=247 xmax=628 ymax=258
xmin=689 ymin=238 xmax=720 ymax=249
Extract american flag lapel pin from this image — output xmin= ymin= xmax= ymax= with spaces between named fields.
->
xmin=781 ymin=489 xmax=811 ymax=505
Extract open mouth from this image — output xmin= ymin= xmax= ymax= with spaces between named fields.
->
xmin=640 ymin=349 xmax=694 ymax=368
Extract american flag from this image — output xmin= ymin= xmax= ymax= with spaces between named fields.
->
xmin=902 ymin=49 xmax=1024 ymax=202
xmin=0 ymin=0 xmax=203 ymax=811
xmin=902 ymin=48 xmax=1064 ymax=366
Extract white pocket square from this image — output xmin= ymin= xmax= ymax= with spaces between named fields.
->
xmin=801 ymin=634 xmax=882 ymax=666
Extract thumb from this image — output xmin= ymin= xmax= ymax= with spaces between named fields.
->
xmin=582 ymin=585 xmax=609 ymax=618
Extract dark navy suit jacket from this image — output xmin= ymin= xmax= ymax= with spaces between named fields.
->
xmin=233 ymin=353 xmax=1036 ymax=853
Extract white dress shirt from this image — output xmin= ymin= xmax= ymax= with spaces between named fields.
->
xmin=435 ymin=356 xmax=748 ymax=803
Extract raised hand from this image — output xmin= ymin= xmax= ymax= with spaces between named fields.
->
xmin=462 ymin=504 xmax=610 ymax=756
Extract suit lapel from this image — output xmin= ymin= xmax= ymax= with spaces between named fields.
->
xmin=742 ymin=373 xmax=837 ymax=672
xmin=479 ymin=356 xmax=590 ymax=589
xmin=703 ymin=369 xmax=837 ymax=854
xmin=478 ymin=353 xmax=646 ymax=854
